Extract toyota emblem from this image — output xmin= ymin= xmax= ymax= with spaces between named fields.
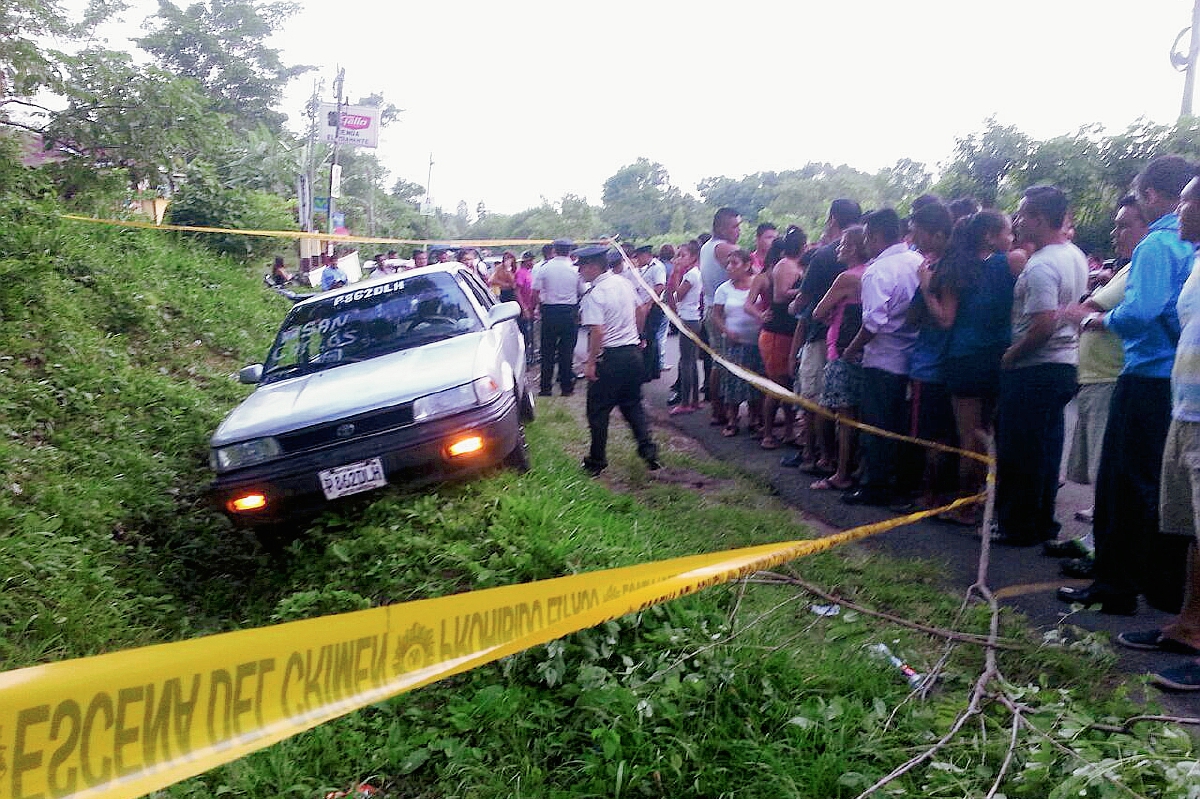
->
xmin=335 ymin=423 xmax=356 ymax=438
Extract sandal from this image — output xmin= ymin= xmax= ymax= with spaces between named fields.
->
xmin=722 ymin=424 xmax=740 ymax=437
xmin=811 ymin=477 xmax=853 ymax=491
xmin=760 ymin=436 xmax=780 ymax=450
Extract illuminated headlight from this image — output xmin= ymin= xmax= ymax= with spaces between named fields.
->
xmin=212 ymin=438 xmax=282 ymax=471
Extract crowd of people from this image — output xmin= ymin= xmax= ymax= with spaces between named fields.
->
xmin=498 ymin=156 xmax=1200 ymax=693
xmin=666 ymin=156 xmax=1200 ymax=692
xmin=263 ymin=157 xmax=1200 ymax=691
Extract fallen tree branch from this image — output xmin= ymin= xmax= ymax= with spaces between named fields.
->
xmin=1088 ymin=714 xmax=1200 ymax=733
xmin=751 ymin=570 xmax=1021 ymax=650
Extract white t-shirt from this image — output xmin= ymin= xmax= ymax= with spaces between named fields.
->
xmin=1011 ymin=242 xmax=1089 ymax=368
xmin=714 ymin=281 xmax=760 ymax=343
xmin=636 ymin=258 xmax=667 ymax=305
xmin=676 ymin=266 xmax=702 ymax=321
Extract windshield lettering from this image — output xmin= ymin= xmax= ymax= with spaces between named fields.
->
xmin=332 ymin=280 xmax=405 ymax=307
xmin=260 ymin=273 xmax=481 ymax=384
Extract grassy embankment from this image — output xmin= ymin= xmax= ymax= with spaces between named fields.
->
xmin=1 ymin=156 xmax=1195 ymax=797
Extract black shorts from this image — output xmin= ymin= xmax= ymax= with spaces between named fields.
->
xmin=944 ymin=348 xmax=1003 ymax=399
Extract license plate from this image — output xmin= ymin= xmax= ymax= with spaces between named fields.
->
xmin=318 ymin=458 xmax=387 ymax=500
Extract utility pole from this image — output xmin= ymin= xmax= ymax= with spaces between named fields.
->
xmin=1174 ymin=0 xmax=1200 ymax=118
xmin=327 ymin=67 xmax=346 ymax=235
xmin=426 ymin=153 xmax=434 ymax=210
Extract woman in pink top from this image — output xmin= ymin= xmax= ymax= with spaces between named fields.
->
xmin=514 ymin=250 xmax=537 ymax=365
xmin=808 ymin=225 xmax=869 ymax=491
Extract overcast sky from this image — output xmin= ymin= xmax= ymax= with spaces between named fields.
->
xmin=71 ymin=0 xmax=1199 ymax=214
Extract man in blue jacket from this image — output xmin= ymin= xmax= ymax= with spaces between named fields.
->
xmin=1058 ymin=155 xmax=1198 ymax=614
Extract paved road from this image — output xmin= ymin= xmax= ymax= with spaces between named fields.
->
xmin=642 ymin=333 xmax=1199 ymax=716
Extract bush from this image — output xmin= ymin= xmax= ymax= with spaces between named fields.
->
xmin=168 ymin=160 xmax=296 ymax=260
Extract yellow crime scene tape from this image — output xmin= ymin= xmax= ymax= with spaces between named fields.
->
xmin=0 ymin=496 xmax=980 ymax=799
xmin=11 ymin=219 xmax=995 ymax=799
xmin=57 ymin=214 xmax=591 ymax=249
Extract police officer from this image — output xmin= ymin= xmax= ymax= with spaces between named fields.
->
xmin=532 ymin=238 xmax=582 ymax=396
xmin=575 ymin=244 xmax=660 ymax=475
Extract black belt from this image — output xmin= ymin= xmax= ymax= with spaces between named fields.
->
xmin=604 ymin=344 xmax=639 ymax=352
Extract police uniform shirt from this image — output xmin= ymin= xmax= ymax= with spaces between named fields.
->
xmin=635 ymin=258 xmax=667 ymax=305
xmin=579 ymin=272 xmax=641 ymax=348
xmin=532 ymin=256 xmax=582 ymax=305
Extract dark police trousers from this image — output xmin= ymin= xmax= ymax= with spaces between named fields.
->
xmin=540 ymin=304 xmax=577 ymax=394
xmin=585 ymin=344 xmax=658 ymax=468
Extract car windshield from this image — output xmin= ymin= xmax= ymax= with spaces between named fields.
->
xmin=261 ymin=272 xmax=481 ymax=384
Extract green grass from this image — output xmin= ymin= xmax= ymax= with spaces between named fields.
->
xmin=0 ymin=153 xmax=1196 ymax=798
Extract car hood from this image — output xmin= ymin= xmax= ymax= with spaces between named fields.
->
xmin=212 ymin=332 xmax=494 ymax=446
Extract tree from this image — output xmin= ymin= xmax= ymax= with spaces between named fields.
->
xmin=935 ymin=118 xmax=1033 ymax=207
xmin=137 ymin=0 xmax=311 ymax=134
xmin=43 ymin=47 xmax=230 ymax=190
xmin=0 ymin=0 xmax=69 ymax=104
xmin=1 ymin=0 xmax=127 ymax=116
xmin=601 ymin=157 xmax=688 ymax=240
xmin=876 ymin=158 xmax=932 ymax=210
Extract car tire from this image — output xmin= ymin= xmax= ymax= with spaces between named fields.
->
xmin=519 ymin=386 xmax=536 ymax=422
xmin=504 ymin=425 xmax=531 ymax=472
xmin=252 ymin=522 xmax=297 ymax=554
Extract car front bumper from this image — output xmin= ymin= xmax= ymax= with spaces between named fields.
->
xmin=210 ymin=395 xmax=520 ymax=525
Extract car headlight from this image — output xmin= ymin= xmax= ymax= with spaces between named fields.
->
xmin=413 ymin=382 xmax=476 ymax=421
xmin=413 ymin=377 xmax=502 ymax=422
xmin=473 ymin=374 xmax=502 ymax=404
xmin=212 ymin=437 xmax=282 ymax=471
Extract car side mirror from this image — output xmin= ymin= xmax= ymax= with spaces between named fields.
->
xmin=238 ymin=364 xmax=264 ymax=384
xmin=487 ymin=301 xmax=521 ymax=327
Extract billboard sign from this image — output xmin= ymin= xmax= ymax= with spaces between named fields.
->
xmin=319 ymin=103 xmax=380 ymax=148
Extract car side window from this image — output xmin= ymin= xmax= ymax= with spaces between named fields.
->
xmin=458 ymin=272 xmax=494 ymax=311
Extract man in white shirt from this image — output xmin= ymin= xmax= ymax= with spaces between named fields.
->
xmin=575 ymin=245 xmax=659 ymax=475
xmin=699 ymin=208 xmax=743 ymax=425
xmin=533 ymin=238 xmax=583 ymax=396
xmin=633 ymin=244 xmax=667 ymax=382
xmin=995 ymin=185 xmax=1088 ymax=547
xmin=841 ymin=208 xmax=922 ymax=506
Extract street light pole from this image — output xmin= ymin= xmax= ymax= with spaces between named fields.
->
xmin=1176 ymin=0 xmax=1200 ymax=118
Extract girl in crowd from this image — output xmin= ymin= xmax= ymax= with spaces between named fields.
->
xmin=908 ymin=202 xmax=958 ymax=510
xmin=919 ymin=210 xmax=1018 ymax=524
xmin=489 ymin=250 xmax=518 ymax=302
xmin=809 ymin=225 xmax=869 ymax=490
xmin=750 ymin=230 xmax=804 ymax=449
xmin=713 ymin=250 xmax=764 ymax=437
xmin=268 ymin=255 xmax=293 ymax=286
xmin=670 ymin=240 xmax=704 ymax=414
xmin=514 ymin=251 xmax=538 ymax=366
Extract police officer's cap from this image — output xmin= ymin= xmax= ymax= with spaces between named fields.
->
xmin=552 ymin=238 xmax=575 ymax=250
xmin=606 ymin=249 xmax=624 ymax=267
xmin=571 ymin=244 xmax=609 ymax=264
xmin=519 ymin=250 xmax=536 ymax=261
xmin=634 ymin=244 xmax=654 ymax=256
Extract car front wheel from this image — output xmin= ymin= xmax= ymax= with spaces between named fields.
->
xmin=519 ymin=386 xmax=535 ymax=422
xmin=503 ymin=425 xmax=531 ymax=472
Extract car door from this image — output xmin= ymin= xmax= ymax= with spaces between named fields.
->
xmin=456 ymin=271 xmax=524 ymax=390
